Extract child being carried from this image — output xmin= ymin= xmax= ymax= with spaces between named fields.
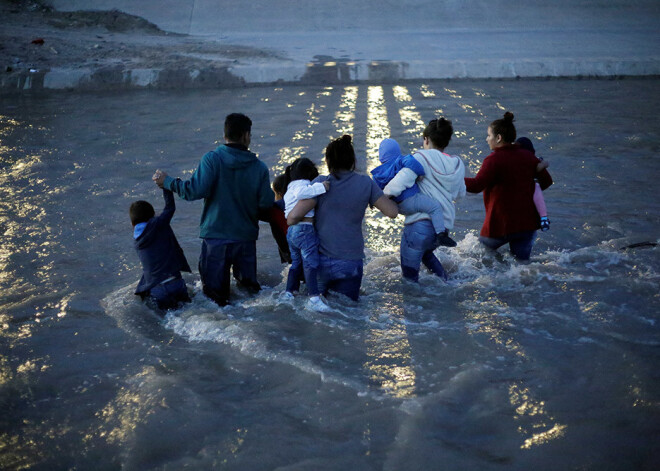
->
xmin=371 ymin=138 xmax=456 ymax=247
xmin=281 ymin=158 xmax=332 ymax=312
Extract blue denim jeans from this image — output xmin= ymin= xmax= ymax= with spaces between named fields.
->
xmin=286 ymin=223 xmax=320 ymax=296
xmin=400 ymin=220 xmax=447 ymax=282
xmin=199 ymin=238 xmax=259 ymax=306
xmin=148 ymin=277 xmax=190 ymax=312
xmin=479 ymin=230 xmax=536 ymax=261
xmin=318 ymin=253 xmax=363 ymax=301
xmin=398 ymin=192 xmax=445 ymax=234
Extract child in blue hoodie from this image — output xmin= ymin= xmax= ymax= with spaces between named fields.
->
xmin=371 ymin=138 xmax=456 ymax=247
xmin=130 ymin=188 xmax=192 ymax=313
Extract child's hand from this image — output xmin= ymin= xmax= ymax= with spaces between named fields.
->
xmin=323 ymin=181 xmax=330 ymax=191
xmin=153 ymin=169 xmax=168 ymax=188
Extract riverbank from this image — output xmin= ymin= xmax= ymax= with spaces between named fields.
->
xmin=2 ymin=0 xmax=659 ymax=93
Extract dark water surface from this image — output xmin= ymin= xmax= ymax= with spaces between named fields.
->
xmin=1 ymin=79 xmax=659 ymax=470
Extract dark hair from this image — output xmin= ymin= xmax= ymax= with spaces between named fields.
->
xmin=423 ymin=117 xmax=453 ymax=149
xmin=272 ymin=174 xmax=288 ymax=197
xmin=224 ymin=113 xmax=252 ymax=142
xmin=490 ymin=111 xmax=516 ymax=144
xmin=325 ymin=135 xmax=356 ymax=174
xmin=288 ymin=157 xmax=319 ymax=182
xmin=515 ymin=136 xmax=535 ymax=154
xmin=129 ymin=200 xmax=155 ymax=226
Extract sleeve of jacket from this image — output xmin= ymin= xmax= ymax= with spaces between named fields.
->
xmin=164 ymin=151 xmax=216 ymax=201
xmin=401 ymin=154 xmax=425 ymax=177
xmin=456 ymin=158 xmax=467 ymax=199
xmin=296 ymin=182 xmax=326 ymax=200
xmin=158 ymin=188 xmax=176 ymax=224
xmin=536 ymin=168 xmax=553 ymax=191
xmin=258 ymin=164 xmax=275 ymax=210
xmin=383 ymin=167 xmax=418 ymax=197
xmin=465 ymin=155 xmax=496 ymax=194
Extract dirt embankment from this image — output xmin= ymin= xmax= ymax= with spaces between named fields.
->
xmin=1 ymin=0 xmax=282 ymax=76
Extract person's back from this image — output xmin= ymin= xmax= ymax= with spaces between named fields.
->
xmin=154 ymin=113 xmax=274 ymax=307
xmin=130 ymin=189 xmax=191 ymax=312
xmin=402 ymin=148 xmax=466 ymax=230
xmin=475 ymin=144 xmax=540 ymax=236
xmin=315 ymin=170 xmax=380 ymax=261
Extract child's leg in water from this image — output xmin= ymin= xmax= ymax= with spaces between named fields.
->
xmin=533 ymin=182 xmax=550 ymax=231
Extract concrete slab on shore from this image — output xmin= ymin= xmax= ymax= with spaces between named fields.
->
xmin=3 ymin=0 xmax=659 ymax=92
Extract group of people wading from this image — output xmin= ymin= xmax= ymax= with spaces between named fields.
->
xmin=129 ymin=111 xmax=552 ymax=313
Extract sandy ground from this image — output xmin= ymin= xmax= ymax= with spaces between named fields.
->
xmin=1 ymin=0 xmax=281 ymax=76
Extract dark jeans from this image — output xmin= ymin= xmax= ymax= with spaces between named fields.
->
xmin=400 ymin=220 xmax=447 ymax=282
xmin=479 ymin=230 xmax=536 ymax=260
xmin=148 ymin=276 xmax=190 ymax=312
xmin=199 ymin=238 xmax=260 ymax=307
xmin=285 ymin=224 xmax=320 ymax=295
xmin=318 ymin=253 xmax=363 ymax=301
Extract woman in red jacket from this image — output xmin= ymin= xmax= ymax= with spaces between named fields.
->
xmin=465 ymin=112 xmax=553 ymax=260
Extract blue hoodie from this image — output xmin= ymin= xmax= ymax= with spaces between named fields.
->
xmin=164 ymin=144 xmax=274 ymax=240
xmin=370 ymin=138 xmax=425 ymax=203
xmin=134 ymin=189 xmax=191 ymax=295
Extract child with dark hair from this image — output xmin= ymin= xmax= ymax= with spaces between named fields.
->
xmin=268 ymin=173 xmax=293 ymax=264
xmin=130 ymin=189 xmax=191 ymax=313
xmin=281 ymin=158 xmax=331 ymax=312
xmin=516 ymin=137 xmax=551 ymax=231
xmin=372 ymin=138 xmax=456 ymax=247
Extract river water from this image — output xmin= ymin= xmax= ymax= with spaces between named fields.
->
xmin=1 ymin=79 xmax=659 ymax=470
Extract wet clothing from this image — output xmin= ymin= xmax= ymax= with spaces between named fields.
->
xmin=133 ymin=189 xmax=191 ymax=309
xmin=148 ymin=277 xmax=190 ymax=312
xmin=479 ymin=230 xmax=537 ymax=261
xmin=318 ymin=254 xmax=363 ymax=302
xmin=198 ymin=238 xmax=259 ymax=306
xmin=400 ymin=220 xmax=447 ymax=282
xmin=464 ymin=143 xmax=553 ymax=238
xmin=286 ymin=223 xmax=321 ymax=296
xmin=164 ymin=143 xmax=273 ymax=306
xmin=312 ymin=170 xmax=383 ymax=300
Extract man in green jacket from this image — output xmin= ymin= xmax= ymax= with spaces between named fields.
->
xmin=154 ymin=113 xmax=274 ymax=306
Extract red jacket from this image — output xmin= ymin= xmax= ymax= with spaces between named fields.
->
xmin=465 ymin=144 xmax=553 ymax=238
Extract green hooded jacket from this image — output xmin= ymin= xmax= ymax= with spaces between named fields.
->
xmin=165 ymin=144 xmax=274 ymax=240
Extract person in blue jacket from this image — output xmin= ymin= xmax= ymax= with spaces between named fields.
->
xmin=371 ymin=138 xmax=456 ymax=247
xmin=153 ymin=113 xmax=274 ymax=307
xmin=130 ymin=188 xmax=191 ymax=313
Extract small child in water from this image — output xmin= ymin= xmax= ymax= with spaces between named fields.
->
xmin=516 ymin=137 xmax=550 ymax=231
xmin=281 ymin=158 xmax=332 ymax=312
xmin=371 ymin=138 xmax=456 ymax=246
xmin=130 ymin=188 xmax=191 ymax=313
xmin=269 ymin=174 xmax=292 ymax=264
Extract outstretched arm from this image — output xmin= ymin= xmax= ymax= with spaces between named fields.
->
xmin=373 ymin=195 xmax=398 ymax=218
xmin=158 ymin=187 xmax=176 ymax=224
xmin=464 ymin=155 xmax=496 ymax=194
